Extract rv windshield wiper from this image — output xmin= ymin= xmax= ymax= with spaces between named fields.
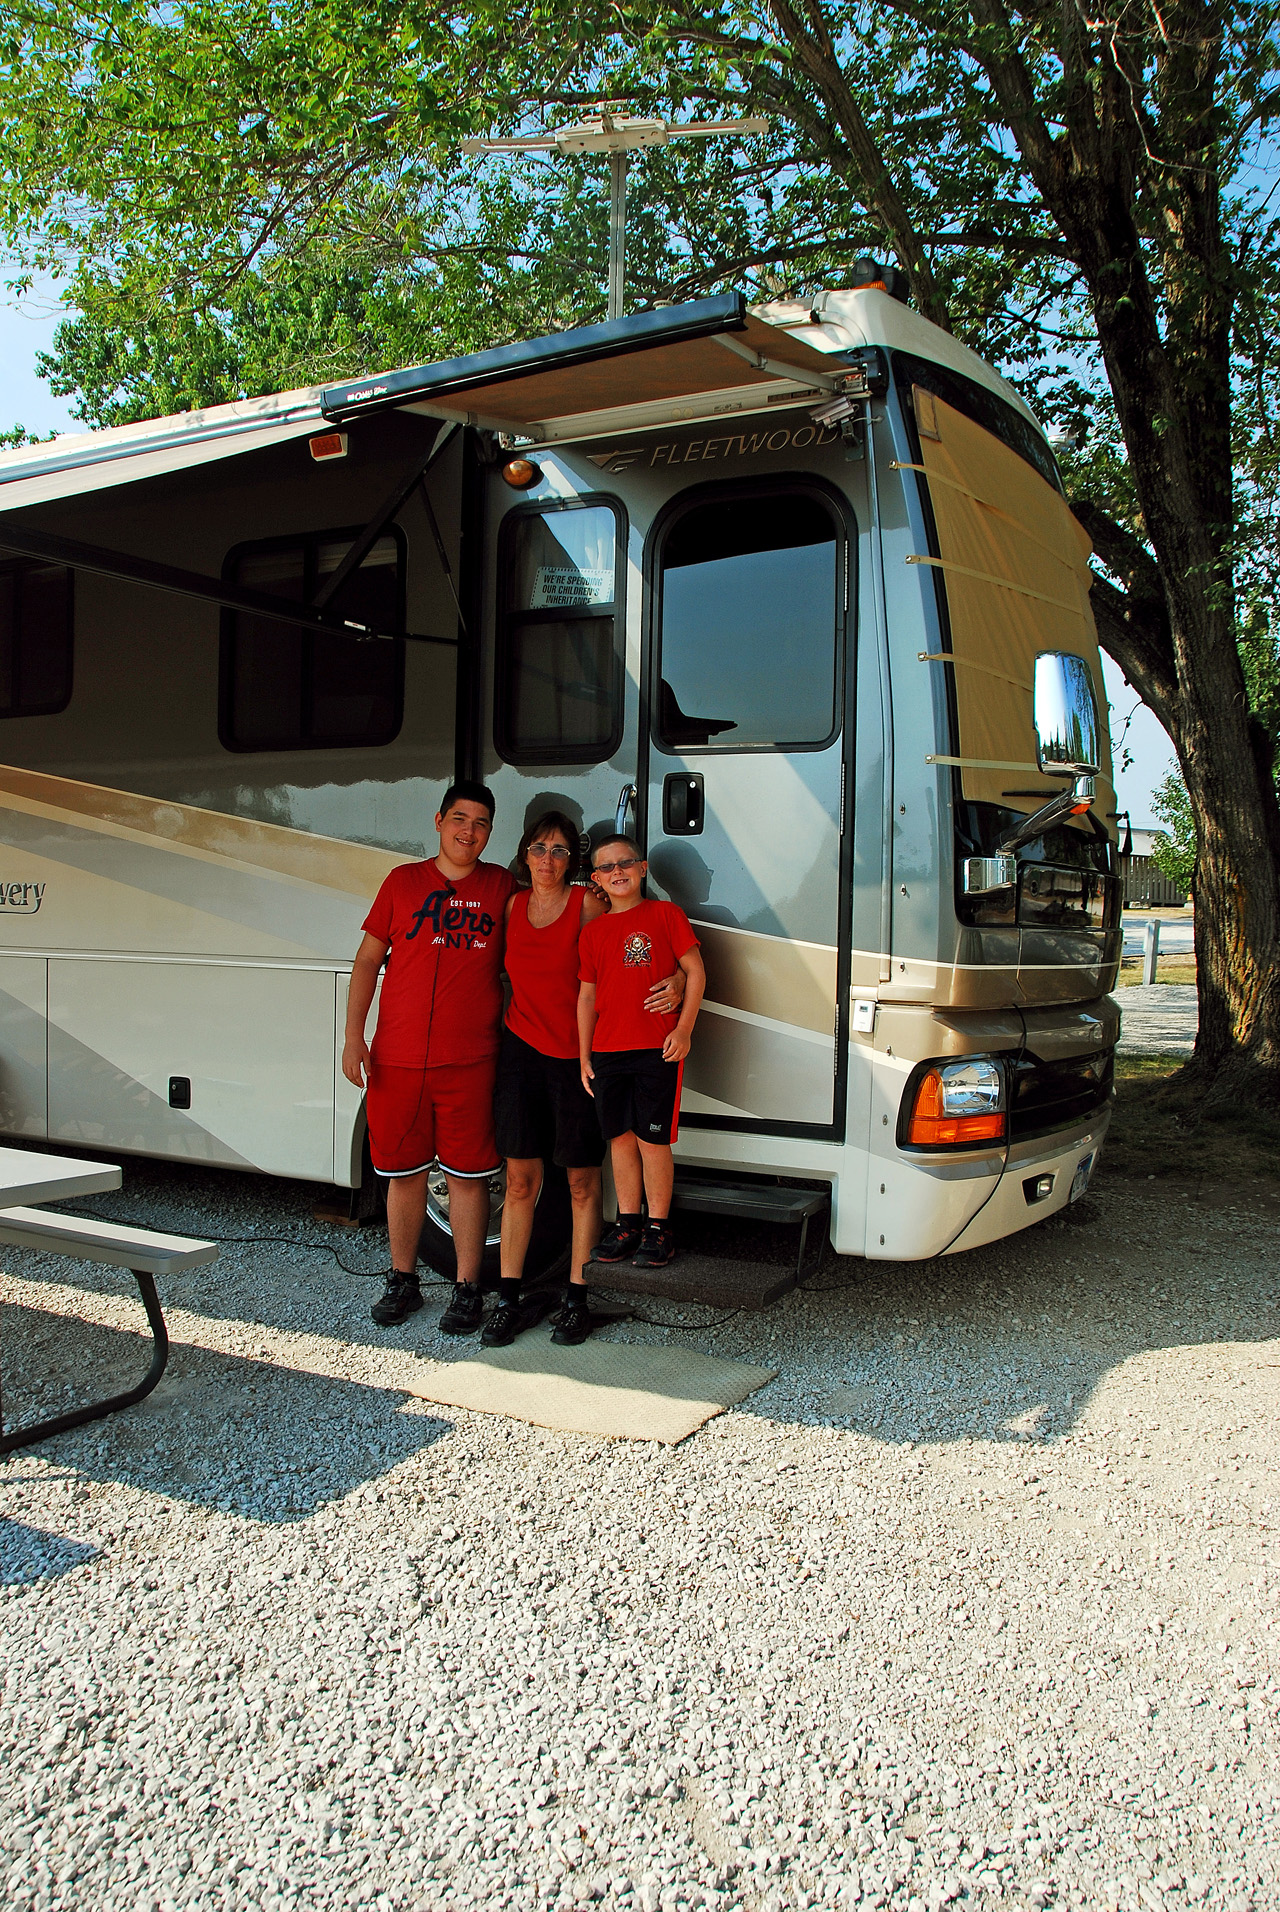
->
xmin=0 ymin=519 xmax=397 ymax=642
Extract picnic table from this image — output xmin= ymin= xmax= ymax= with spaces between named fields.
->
xmin=0 ymin=1146 xmax=217 ymax=1455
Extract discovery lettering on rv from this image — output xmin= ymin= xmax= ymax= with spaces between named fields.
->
xmin=0 ymin=882 xmax=45 ymax=913
xmin=588 ymin=421 xmax=840 ymax=475
xmin=405 ymin=889 xmax=496 ymax=950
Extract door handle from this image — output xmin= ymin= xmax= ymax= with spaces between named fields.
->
xmin=615 ymin=783 xmax=637 ymax=835
xmin=662 ymin=772 xmax=704 ymax=835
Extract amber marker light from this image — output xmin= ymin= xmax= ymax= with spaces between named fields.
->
xmin=309 ymin=431 xmax=349 ymax=462
xmin=904 ymin=1058 xmax=1007 ymax=1148
xmin=501 ymin=458 xmax=542 ymax=489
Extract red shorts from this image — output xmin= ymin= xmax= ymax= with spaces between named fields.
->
xmin=366 ymin=1059 xmax=499 ymax=1179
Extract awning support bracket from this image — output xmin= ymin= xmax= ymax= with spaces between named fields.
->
xmin=711 ymin=331 xmax=844 ymax=395
xmin=311 ymin=422 xmax=454 ymax=610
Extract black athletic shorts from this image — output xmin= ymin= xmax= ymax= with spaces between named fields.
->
xmin=589 ymin=1046 xmax=684 ymax=1146
xmin=493 ymin=1028 xmax=605 ymax=1168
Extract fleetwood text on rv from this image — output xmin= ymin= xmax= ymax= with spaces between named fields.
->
xmin=0 ymin=285 xmax=1120 ymax=1260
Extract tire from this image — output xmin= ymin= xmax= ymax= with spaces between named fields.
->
xmin=418 ymin=1161 xmax=573 ymax=1285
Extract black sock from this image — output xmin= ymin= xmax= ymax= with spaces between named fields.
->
xmin=392 ymin=1266 xmax=420 ymax=1283
xmin=498 ymin=1277 xmax=522 ymax=1307
xmin=618 ymin=1211 xmax=642 ymax=1227
xmin=563 ymin=1282 xmax=587 ymax=1305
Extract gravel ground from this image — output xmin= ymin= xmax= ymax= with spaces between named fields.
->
xmin=1114 ymin=987 xmax=1198 ymax=1058
xmin=2 ymin=1154 xmax=1278 ymax=1912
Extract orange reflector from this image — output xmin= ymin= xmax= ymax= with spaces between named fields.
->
xmin=501 ymin=457 xmax=542 ymax=489
xmin=309 ymin=431 xmax=348 ymax=462
xmin=906 ymin=1069 xmax=1006 ymax=1147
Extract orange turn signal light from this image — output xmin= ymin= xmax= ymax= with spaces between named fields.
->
xmin=501 ymin=458 xmax=542 ymax=489
xmin=905 ymin=1067 xmax=1007 ymax=1147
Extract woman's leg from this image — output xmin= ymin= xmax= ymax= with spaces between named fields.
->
xmin=499 ymin=1158 xmax=543 ymax=1283
xmin=566 ymin=1166 xmax=603 ymax=1286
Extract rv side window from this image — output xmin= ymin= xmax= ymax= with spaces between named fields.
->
xmin=220 ymin=530 xmax=405 ymax=752
xmin=496 ymin=502 xmax=623 ymax=764
xmin=0 ymin=560 xmax=73 ymax=717
xmin=656 ymin=490 xmax=840 ymax=750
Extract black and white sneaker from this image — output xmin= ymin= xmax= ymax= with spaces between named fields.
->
xmin=632 ymin=1221 xmax=676 ymax=1269
xmin=551 ymin=1289 xmax=595 ymax=1346
xmin=371 ymin=1273 xmax=424 ymax=1327
xmin=481 ymin=1299 xmax=530 ymax=1348
xmin=590 ymin=1219 xmax=643 ymax=1263
xmin=438 ymin=1282 xmax=485 ymax=1336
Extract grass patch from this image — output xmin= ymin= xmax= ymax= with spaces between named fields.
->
xmin=1105 ymin=1054 xmax=1280 ymax=1183
xmin=1116 ymin=957 xmax=1198 ymax=986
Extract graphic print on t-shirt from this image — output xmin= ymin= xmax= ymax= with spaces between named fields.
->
xmin=622 ymin=931 xmax=653 ymax=967
xmin=406 ymin=888 xmax=497 ymax=949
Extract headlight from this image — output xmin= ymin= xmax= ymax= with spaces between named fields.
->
xmin=903 ymin=1058 xmax=1007 ymax=1148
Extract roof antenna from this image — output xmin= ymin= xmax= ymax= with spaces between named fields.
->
xmin=463 ymin=108 xmax=769 ymax=322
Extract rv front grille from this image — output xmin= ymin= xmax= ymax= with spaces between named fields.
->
xmin=1007 ymin=1050 xmax=1114 ymax=1142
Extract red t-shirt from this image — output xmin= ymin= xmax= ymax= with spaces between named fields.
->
xmin=578 ymin=899 xmax=699 ymax=1052
xmin=362 ymin=858 xmax=516 ymax=1067
xmin=505 ymin=886 xmax=586 ymax=1060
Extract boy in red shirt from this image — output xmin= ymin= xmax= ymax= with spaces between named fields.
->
xmin=343 ymin=780 xmax=515 ymax=1330
xmin=577 ymin=836 xmax=706 ymax=1269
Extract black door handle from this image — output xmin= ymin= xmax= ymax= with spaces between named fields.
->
xmin=663 ymin=772 xmax=704 ymax=835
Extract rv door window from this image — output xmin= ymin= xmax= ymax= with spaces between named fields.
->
xmin=497 ymin=503 xmax=622 ymax=764
xmin=0 ymin=560 xmax=73 ymax=718
xmin=220 ymin=530 xmax=404 ymax=751
xmin=656 ymin=491 xmax=840 ymax=749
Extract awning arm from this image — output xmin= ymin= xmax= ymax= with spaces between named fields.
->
xmin=311 ymin=421 xmax=454 ymax=610
xmin=0 ymin=520 xmax=396 ymax=641
xmin=712 ymin=332 xmax=845 ymax=395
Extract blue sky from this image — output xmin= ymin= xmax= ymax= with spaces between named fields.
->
xmin=0 ymin=290 xmax=1176 ymax=823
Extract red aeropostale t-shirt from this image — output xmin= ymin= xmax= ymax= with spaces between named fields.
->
xmin=578 ymin=899 xmax=699 ymax=1053
xmin=362 ymin=858 xmax=516 ymax=1068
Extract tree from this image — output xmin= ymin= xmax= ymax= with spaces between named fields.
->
xmin=1150 ymin=770 xmax=1198 ymax=895
xmin=2 ymin=0 xmax=1279 ymax=1102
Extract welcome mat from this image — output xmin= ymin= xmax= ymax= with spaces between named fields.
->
xmin=403 ymin=1323 xmax=776 ymax=1445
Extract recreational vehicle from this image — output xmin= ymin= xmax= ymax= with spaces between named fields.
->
xmin=0 ymin=284 xmax=1119 ymax=1264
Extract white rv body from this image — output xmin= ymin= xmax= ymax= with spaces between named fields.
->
xmin=0 ymin=290 xmax=1120 ymax=1257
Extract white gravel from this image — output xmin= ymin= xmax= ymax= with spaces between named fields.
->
xmin=2 ymin=1155 xmax=1278 ymax=1912
xmin=1114 ymin=986 xmax=1198 ymax=1057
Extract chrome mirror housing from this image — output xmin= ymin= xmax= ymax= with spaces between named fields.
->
xmin=1033 ymin=651 xmax=1100 ymax=778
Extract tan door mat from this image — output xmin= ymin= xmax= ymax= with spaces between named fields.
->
xmin=402 ymin=1324 xmax=777 ymax=1445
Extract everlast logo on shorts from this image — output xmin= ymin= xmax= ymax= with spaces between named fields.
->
xmin=405 ymin=890 xmax=496 ymax=949
xmin=0 ymin=881 xmax=45 ymax=913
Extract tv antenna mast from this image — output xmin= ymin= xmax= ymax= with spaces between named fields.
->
xmin=462 ymin=107 xmax=769 ymax=321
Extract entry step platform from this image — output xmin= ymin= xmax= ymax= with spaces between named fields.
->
xmin=582 ymin=1250 xmax=797 ymax=1313
xmin=582 ymin=1175 xmax=830 ymax=1308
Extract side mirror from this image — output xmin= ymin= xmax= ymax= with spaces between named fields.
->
xmin=1034 ymin=652 xmax=1100 ymax=778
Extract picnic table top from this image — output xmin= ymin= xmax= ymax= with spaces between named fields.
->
xmin=0 ymin=1145 xmax=121 ymax=1207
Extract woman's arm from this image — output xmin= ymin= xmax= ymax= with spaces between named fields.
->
xmin=577 ymin=980 xmax=599 ymax=1096
xmin=342 ymin=932 xmax=388 ymax=1087
xmin=662 ymin=948 xmax=706 ymax=1063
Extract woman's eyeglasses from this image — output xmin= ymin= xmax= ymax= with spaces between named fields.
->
xmin=593 ymin=856 xmax=640 ymax=874
xmin=527 ymin=842 xmax=571 ymax=860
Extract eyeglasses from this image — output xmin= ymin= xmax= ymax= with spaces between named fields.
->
xmin=593 ymin=856 xmax=641 ymax=874
xmin=527 ymin=842 xmax=571 ymax=860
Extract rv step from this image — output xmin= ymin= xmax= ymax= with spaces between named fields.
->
xmin=582 ymin=1250 xmax=796 ymax=1313
xmin=673 ymin=1178 xmax=830 ymax=1280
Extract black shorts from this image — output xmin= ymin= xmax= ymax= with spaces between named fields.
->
xmin=493 ymin=1029 xmax=605 ymax=1168
xmin=589 ymin=1047 xmax=684 ymax=1146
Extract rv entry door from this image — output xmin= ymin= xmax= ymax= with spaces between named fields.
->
xmin=644 ymin=482 xmax=849 ymax=1135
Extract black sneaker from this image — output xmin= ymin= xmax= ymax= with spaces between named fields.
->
xmin=438 ymin=1281 xmax=485 ymax=1336
xmin=633 ymin=1221 xmax=676 ymax=1269
xmin=371 ymin=1273 xmax=424 ymax=1327
xmin=590 ymin=1219 xmax=643 ymax=1263
xmin=481 ymin=1300 xmax=530 ymax=1348
xmin=551 ymin=1290 xmax=595 ymax=1346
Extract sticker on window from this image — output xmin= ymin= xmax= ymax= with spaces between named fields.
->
xmin=529 ymin=564 xmax=614 ymax=609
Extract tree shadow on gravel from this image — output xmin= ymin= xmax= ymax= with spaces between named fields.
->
xmin=0 ymin=1300 xmax=451 ymax=1520
xmin=0 ymin=1516 xmax=98 ymax=1586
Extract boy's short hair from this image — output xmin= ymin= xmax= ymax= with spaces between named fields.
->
xmin=439 ymin=778 xmax=496 ymax=821
xmin=591 ymin=834 xmax=643 ymax=863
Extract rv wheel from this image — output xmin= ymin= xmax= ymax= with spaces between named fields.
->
xmin=418 ymin=1162 xmax=572 ymax=1285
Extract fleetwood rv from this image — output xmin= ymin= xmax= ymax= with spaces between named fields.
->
xmin=0 ymin=284 xmax=1119 ymax=1262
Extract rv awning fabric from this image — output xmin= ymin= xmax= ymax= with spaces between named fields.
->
xmin=0 ymin=396 xmax=325 ymax=514
xmin=322 ymin=295 xmax=845 ymax=439
xmin=909 ymin=389 xmax=1116 ymax=824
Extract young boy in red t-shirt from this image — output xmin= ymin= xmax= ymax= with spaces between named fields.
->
xmin=577 ymin=836 xmax=705 ymax=1269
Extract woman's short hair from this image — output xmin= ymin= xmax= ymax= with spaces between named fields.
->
xmin=514 ymin=810 xmax=585 ymax=887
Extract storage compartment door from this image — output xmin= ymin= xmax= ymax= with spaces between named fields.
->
xmin=48 ymin=960 xmax=336 ymax=1181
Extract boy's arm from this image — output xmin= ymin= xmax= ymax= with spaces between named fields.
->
xmin=577 ymin=980 xmax=599 ymax=1095
xmin=662 ymin=947 xmax=706 ymax=1063
xmin=341 ymin=933 xmax=388 ymax=1087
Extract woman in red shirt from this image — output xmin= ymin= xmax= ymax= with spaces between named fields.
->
xmin=489 ymin=810 xmax=681 ymax=1348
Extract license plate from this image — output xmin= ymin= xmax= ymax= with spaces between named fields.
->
xmin=1069 ymin=1152 xmax=1096 ymax=1202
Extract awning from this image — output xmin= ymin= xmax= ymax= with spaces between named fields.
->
xmin=322 ymin=294 xmax=855 ymax=444
xmin=0 ymin=389 xmax=327 ymax=514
